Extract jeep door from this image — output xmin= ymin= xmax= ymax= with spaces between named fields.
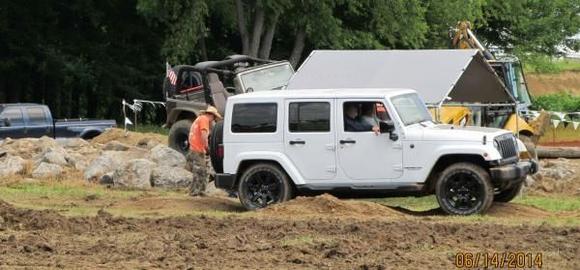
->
xmin=337 ymin=99 xmax=403 ymax=180
xmin=284 ymin=100 xmax=336 ymax=180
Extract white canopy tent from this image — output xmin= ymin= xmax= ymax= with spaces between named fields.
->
xmin=286 ymin=49 xmax=516 ymax=106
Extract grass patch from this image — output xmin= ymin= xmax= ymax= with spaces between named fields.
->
xmin=523 ymin=55 xmax=580 ymax=74
xmin=368 ymin=196 xmax=439 ymax=211
xmin=514 ymin=195 xmax=580 ymax=212
xmin=132 ymin=124 xmax=169 ymax=135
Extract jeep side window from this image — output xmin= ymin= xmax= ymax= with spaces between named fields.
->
xmin=343 ymin=101 xmax=388 ymax=132
xmin=289 ymin=102 xmax=330 ymax=132
xmin=231 ymin=103 xmax=277 ymax=133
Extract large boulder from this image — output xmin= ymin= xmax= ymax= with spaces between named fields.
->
xmin=31 ymin=162 xmax=63 ymax=178
xmin=39 ymin=147 xmax=69 ymax=166
xmin=112 ymin=159 xmax=155 ymax=189
xmin=84 ymin=154 xmax=116 ymax=181
xmin=151 ymin=166 xmax=192 ymax=188
xmin=0 ymin=155 xmax=27 ymax=177
xmin=149 ymin=145 xmax=186 ymax=168
xmin=83 ymin=150 xmax=148 ymax=181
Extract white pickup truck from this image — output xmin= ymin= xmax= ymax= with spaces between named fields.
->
xmin=210 ymin=88 xmax=537 ymax=215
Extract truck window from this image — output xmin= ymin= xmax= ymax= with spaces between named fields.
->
xmin=231 ymin=103 xmax=277 ymax=133
xmin=343 ymin=101 xmax=389 ymax=132
xmin=26 ymin=107 xmax=48 ymax=125
xmin=0 ymin=107 xmax=24 ymax=126
xmin=289 ymin=102 xmax=330 ymax=132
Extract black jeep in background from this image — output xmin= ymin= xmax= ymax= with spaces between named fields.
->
xmin=164 ymin=55 xmax=293 ymax=154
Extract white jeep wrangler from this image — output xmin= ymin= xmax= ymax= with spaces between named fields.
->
xmin=210 ymin=89 xmax=537 ymax=215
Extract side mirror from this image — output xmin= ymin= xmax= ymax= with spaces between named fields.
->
xmin=379 ymin=120 xmax=395 ymax=134
xmin=379 ymin=120 xmax=398 ymax=141
xmin=246 ymin=87 xmax=254 ymax=93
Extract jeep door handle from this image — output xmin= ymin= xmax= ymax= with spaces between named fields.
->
xmin=289 ymin=140 xmax=306 ymax=145
xmin=339 ymin=139 xmax=356 ymax=144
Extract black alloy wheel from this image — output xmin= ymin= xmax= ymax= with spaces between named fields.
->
xmin=238 ymin=163 xmax=293 ymax=210
xmin=435 ymin=162 xmax=493 ymax=215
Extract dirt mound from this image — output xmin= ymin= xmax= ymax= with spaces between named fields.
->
xmin=527 ymin=71 xmax=580 ymax=95
xmin=0 ymin=199 xmax=120 ymax=231
xmin=110 ymin=196 xmax=244 ymax=214
xmin=259 ymin=194 xmax=404 ymax=219
xmin=91 ymin=128 xmax=166 ymax=147
xmin=527 ymin=158 xmax=580 ymax=195
xmin=486 ymin=203 xmax=552 ymax=218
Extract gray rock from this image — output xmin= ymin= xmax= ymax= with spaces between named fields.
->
xmin=149 ymin=145 xmax=186 ymax=168
xmin=83 ymin=154 xmax=116 ymax=181
xmin=102 ymin=140 xmax=131 ymax=151
xmin=32 ymin=162 xmax=63 ymax=178
xmin=151 ymin=166 xmax=192 ymax=188
xmin=67 ymin=153 xmax=89 ymax=171
xmin=41 ymin=149 xmax=69 ymax=166
xmin=0 ymin=155 xmax=27 ymax=177
xmin=57 ymin=138 xmax=89 ymax=148
xmin=112 ymin=159 xmax=155 ymax=189
xmin=136 ymin=138 xmax=161 ymax=150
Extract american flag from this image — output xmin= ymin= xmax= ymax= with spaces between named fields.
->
xmin=166 ymin=62 xmax=177 ymax=85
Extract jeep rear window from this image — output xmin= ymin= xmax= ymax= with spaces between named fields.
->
xmin=231 ymin=103 xmax=277 ymax=133
xmin=289 ymin=102 xmax=330 ymax=132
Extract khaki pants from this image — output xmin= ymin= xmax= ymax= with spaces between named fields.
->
xmin=187 ymin=152 xmax=212 ymax=196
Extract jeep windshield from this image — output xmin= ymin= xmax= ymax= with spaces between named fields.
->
xmin=391 ymin=93 xmax=432 ymax=125
xmin=238 ymin=63 xmax=294 ymax=92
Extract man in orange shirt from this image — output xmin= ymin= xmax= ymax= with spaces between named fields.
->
xmin=188 ymin=106 xmax=222 ymax=196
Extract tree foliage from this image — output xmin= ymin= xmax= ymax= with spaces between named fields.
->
xmin=0 ymin=0 xmax=578 ymax=122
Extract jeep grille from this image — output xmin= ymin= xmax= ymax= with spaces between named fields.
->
xmin=494 ymin=134 xmax=518 ymax=159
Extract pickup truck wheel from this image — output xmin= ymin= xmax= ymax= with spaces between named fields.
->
xmin=238 ymin=163 xmax=293 ymax=210
xmin=435 ymin=162 xmax=493 ymax=215
xmin=168 ymin=119 xmax=192 ymax=155
xmin=494 ymin=180 xmax=523 ymax=202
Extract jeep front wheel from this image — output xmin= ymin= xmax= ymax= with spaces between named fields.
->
xmin=238 ymin=163 xmax=293 ymax=210
xmin=435 ymin=162 xmax=494 ymax=215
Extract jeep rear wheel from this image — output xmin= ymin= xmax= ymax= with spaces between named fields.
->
xmin=238 ymin=163 xmax=293 ymax=210
xmin=435 ymin=162 xmax=493 ymax=215
xmin=494 ymin=180 xmax=523 ymax=202
xmin=168 ymin=119 xmax=193 ymax=155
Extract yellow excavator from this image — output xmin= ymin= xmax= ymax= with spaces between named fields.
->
xmin=440 ymin=21 xmax=549 ymax=158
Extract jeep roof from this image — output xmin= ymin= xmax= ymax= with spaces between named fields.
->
xmin=229 ymin=88 xmax=417 ymax=101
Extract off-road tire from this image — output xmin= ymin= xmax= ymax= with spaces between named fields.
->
xmin=209 ymin=122 xmax=224 ymax=173
xmin=494 ymin=180 xmax=523 ymax=203
xmin=238 ymin=163 xmax=293 ymax=210
xmin=168 ymin=119 xmax=193 ymax=155
xmin=435 ymin=162 xmax=494 ymax=215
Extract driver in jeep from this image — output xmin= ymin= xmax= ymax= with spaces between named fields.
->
xmin=344 ymin=103 xmax=380 ymax=134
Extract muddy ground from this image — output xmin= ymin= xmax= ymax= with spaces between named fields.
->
xmin=0 ymin=194 xmax=579 ymax=269
xmin=0 ymin=131 xmax=579 ymax=269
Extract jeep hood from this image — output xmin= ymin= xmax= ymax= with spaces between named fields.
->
xmin=420 ymin=124 xmax=509 ymax=142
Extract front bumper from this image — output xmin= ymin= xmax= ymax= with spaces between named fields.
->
xmin=215 ymin=173 xmax=236 ymax=190
xmin=489 ymin=160 xmax=537 ymax=183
